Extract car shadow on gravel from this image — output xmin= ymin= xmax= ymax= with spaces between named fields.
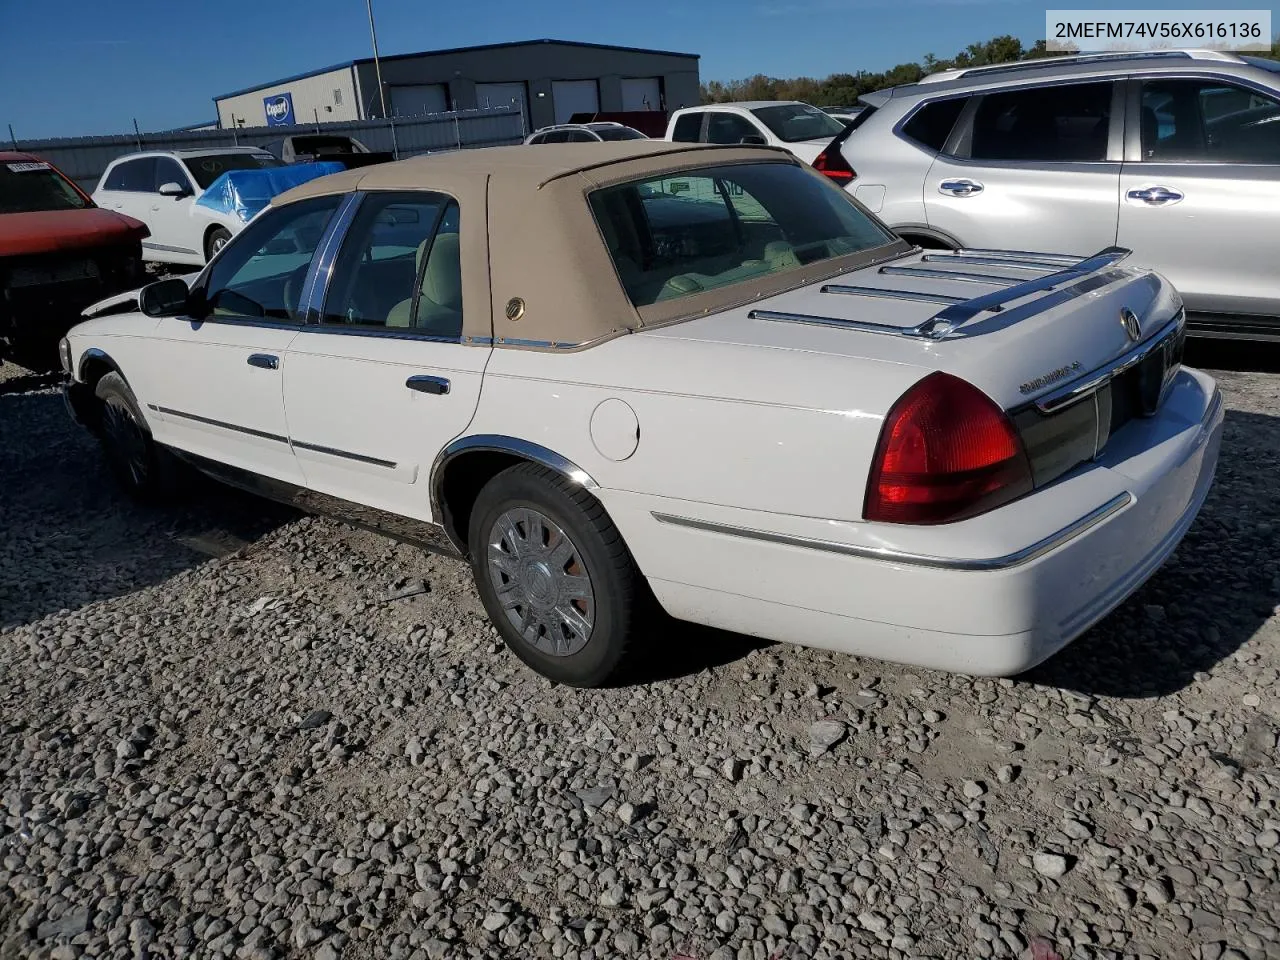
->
xmin=1023 ymin=407 xmax=1280 ymax=699
xmin=622 ymin=620 xmax=773 ymax=686
xmin=0 ymin=391 xmax=294 ymax=631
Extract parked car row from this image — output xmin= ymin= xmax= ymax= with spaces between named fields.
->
xmin=60 ymin=138 xmax=1220 ymax=688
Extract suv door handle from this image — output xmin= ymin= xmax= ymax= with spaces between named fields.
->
xmin=1127 ymin=185 xmax=1184 ymax=205
xmin=247 ymin=354 xmax=279 ymax=370
xmin=406 ymin=375 xmax=450 ymax=395
xmin=938 ymin=179 xmax=984 ymax=197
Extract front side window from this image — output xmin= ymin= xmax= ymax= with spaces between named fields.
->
xmin=1140 ymin=78 xmax=1280 ymax=163
xmin=322 ymin=192 xmax=462 ymax=339
xmin=590 ymin=161 xmax=895 ymax=307
xmin=0 ymin=161 xmax=89 ymax=213
xmin=184 ymin=152 xmax=281 ymax=190
xmin=706 ymin=113 xmax=761 ymax=144
xmin=153 ymin=157 xmax=190 ymax=193
xmin=107 ymin=158 xmax=157 ymax=193
xmin=202 ymin=195 xmax=341 ymax=323
xmin=750 ymin=104 xmax=846 ymax=143
xmin=970 ymin=82 xmax=1113 ymax=162
xmin=671 ymin=113 xmax=702 ymax=143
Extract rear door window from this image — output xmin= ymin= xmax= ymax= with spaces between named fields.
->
xmin=968 ymin=82 xmax=1114 ymax=162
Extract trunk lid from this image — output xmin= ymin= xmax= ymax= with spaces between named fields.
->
xmin=649 ymin=246 xmax=1184 ymax=412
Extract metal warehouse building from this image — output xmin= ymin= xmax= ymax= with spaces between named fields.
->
xmin=213 ymin=38 xmax=700 ymax=134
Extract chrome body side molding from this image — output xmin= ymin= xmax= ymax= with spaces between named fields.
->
xmin=651 ymin=492 xmax=1134 ymax=572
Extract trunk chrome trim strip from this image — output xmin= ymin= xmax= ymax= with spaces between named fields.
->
xmin=820 ymin=284 xmax=967 ymax=306
xmin=1032 ymin=311 xmax=1185 ymax=413
xmin=920 ymin=253 xmax=1067 ymax=270
xmin=880 ymin=265 xmax=1020 ymax=285
xmin=956 ymin=247 xmax=1083 ymax=262
xmin=748 ymin=309 xmax=921 ymax=336
xmin=651 ymin=493 xmax=1134 ymax=571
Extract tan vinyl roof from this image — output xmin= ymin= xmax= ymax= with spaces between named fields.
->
xmin=272 ymin=142 xmax=907 ymax=350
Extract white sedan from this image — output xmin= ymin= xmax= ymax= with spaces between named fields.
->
xmin=61 ymin=141 xmax=1222 ymax=687
xmin=93 ymin=148 xmax=283 ymax=266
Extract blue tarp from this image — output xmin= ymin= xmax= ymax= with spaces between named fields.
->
xmin=194 ymin=162 xmax=346 ymax=223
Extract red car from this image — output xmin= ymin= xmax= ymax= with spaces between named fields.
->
xmin=1 ymin=152 xmax=149 ymax=368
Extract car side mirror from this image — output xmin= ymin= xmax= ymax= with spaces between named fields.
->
xmin=739 ymin=134 xmax=768 ymax=146
xmin=158 ymin=181 xmax=190 ymax=198
xmin=138 ymin=277 xmax=192 ymax=317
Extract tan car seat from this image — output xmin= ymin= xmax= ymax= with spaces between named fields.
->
xmin=386 ymin=232 xmax=462 ymax=334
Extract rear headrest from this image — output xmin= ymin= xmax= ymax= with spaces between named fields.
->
xmin=423 ymin=232 xmax=461 ymax=309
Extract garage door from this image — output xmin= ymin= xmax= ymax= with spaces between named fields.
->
xmin=390 ymin=84 xmax=448 ymax=117
xmin=621 ymin=78 xmax=661 ymax=112
xmin=552 ymin=80 xmax=600 ymax=125
xmin=475 ymin=82 xmax=528 ymax=131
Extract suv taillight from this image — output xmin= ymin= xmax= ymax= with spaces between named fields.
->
xmin=864 ymin=372 xmax=1033 ymax=525
xmin=813 ymin=144 xmax=856 ymax=185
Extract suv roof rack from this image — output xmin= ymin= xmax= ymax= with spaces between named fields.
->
xmin=918 ymin=48 xmax=1244 ymax=84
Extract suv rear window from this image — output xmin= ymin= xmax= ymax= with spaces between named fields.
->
xmin=183 ymin=152 xmax=281 ymax=189
xmin=969 ymin=82 xmax=1113 ymax=162
xmin=0 ymin=161 xmax=89 ymax=213
xmin=589 ymin=161 xmax=895 ymax=307
xmin=902 ymin=98 xmax=967 ymax=152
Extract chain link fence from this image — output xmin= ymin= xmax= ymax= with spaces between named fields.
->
xmin=11 ymin=107 xmax=526 ymax=193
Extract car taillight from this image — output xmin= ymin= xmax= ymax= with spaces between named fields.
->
xmin=864 ymin=372 xmax=1033 ymax=525
xmin=813 ymin=145 xmax=856 ymax=184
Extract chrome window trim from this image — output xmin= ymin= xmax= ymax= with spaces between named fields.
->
xmin=1031 ymin=309 xmax=1186 ymax=413
xmin=651 ymin=492 xmax=1134 ymax=571
xmin=300 ymin=191 xmax=363 ymax=323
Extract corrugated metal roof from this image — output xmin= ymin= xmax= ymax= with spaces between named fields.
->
xmin=213 ymin=38 xmax=699 ymax=102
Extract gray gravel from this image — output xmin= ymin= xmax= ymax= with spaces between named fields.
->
xmin=2 ymin=355 xmax=1278 ymax=960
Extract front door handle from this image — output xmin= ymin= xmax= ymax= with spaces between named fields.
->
xmin=247 ymin=354 xmax=279 ymax=370
xmin=939 ymin=179 xmax=984 ymax=197
xmin=406 ymin=375 xmax=450 ymax=395
xmin=1127 ymin=185 xmax=1184 ymax=205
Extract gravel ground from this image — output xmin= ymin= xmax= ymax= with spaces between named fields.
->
xmin=1 ymin=352 xmax=1278 ymax=960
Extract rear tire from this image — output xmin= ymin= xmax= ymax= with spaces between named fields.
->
xmin=205 ymin=227 xmax=232 ymax=263
xmin=468 ymin=463 xmax=645 ymax=687
xmin=94 ymin=372 xmax=180 ymax=501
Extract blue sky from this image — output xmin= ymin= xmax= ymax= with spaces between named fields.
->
xmin=0 ymin=0 xmax=1239 ymax=139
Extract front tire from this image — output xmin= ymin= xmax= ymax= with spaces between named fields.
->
xmin=205 ymin=227 xmax=232 ymax=262
xmin=94 ymin=372 xmax=178 ymax=501
xmin=468 ymin=463 xmax=644 ymax=687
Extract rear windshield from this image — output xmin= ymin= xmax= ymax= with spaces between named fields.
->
xmin=593 ymin=126 xmax=647 ymax=141
xmin=750 ymin=104 xmax=846 ymax=143
xmin=183 ymin=153 xmax=281 ymax=189
xmin=0 ymin=161 xmax=89 ymax=214
xmin=590 ymin=161 xmax=896 ymax=307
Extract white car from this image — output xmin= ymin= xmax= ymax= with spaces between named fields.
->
xmin=93 ymin=148 xmax=283 ymax=266
xmin=61 ymin=141 xmax=1222 ymax=688
xmin=525 ymin=122 xmax=647 ymax=144
xmin=666 ymin=102 xmax=848 ymax=164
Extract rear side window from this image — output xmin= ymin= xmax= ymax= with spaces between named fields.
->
xmin=969 ymin=82 xmax=1113 ymax=162
xmin=1140 ymin=78 xmax=1280 ymax=163
xmin=671 ymin=113 xmax=702 ymax=142
xmin=902 ymin=98 xmax=968 ymax=152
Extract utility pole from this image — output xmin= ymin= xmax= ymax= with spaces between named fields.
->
xmin=7 ymin=124 xmax=17 ymax=150
xmin=132 ymin=118 xmax=143 ymax=151
xmin=365 ymin=0 xmax=389 ymax=119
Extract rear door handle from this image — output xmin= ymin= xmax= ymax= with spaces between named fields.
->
xmin=247 ymin=354 xmax=279 ymax=370
xmin=939 ymin=179 xmax=984 ymax=197
xmin=406 ymin=375 xmax=450 ymax=395
xmin=1127 ymin=185 xmax=1184 ymax=205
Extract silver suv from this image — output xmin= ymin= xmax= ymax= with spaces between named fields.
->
xmin=817 ymin=50 xmax=1280 ymax=341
